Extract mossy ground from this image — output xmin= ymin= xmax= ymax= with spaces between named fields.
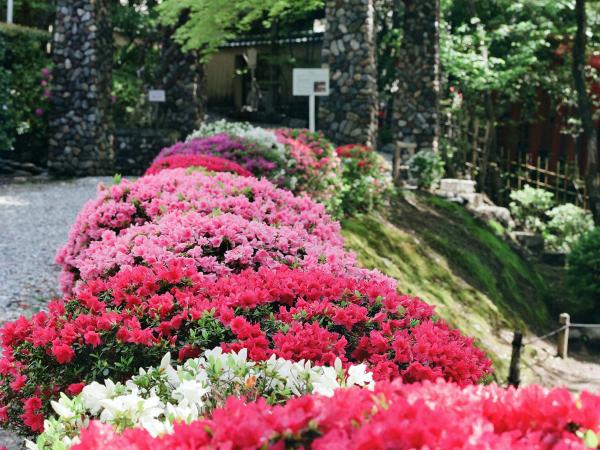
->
xmin=342 ymin=190 xmax=556 ymax=382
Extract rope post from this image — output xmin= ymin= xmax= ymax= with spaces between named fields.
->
xmin=557 ymin=313 xmax=570 ymax=359
xmin=508 ymin=331 xmax=523 ymax=388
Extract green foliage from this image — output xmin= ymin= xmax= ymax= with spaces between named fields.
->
xmin=0 ymin=23 xmax=50 ymax=155
xmin=544 ymin=203 xmax=594 ymax=252
xmin=509 ymin=185 xmax=555 ymax=232
xmin=111 ymin=1 xmax=162 ymax=127
xmin=407 ymin=150 xmax=445 ymax=189
xmin=157 ymin=0 xmax=323 ymax=55
xmin=567 ymin=227 xmax=600 ymax=319
xmin=440 ymin=0 xmax=592 ymax=116
xmin=337 ymin=145 xmax=392 ymax=216
xmin=0 ymin=0 xmax=54 ymax=29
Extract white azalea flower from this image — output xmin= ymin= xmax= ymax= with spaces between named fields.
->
xmin=346 ymin=364 xmax=375 ymax=389
xmin=50 ymin=399 xmax=75 ymax=419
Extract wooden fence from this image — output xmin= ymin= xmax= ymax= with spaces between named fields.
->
xmin=502 ymin=152 xmax=589 ymax=208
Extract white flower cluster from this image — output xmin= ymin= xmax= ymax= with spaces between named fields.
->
xmin=28 ymin=347 xmax=374 ymax=450
xmin=187 ymin=119 xmax=287 ymax=158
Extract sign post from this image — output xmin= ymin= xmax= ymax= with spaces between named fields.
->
xmin=7 ymin=0 xmax=14 ymax=23
xmin=293 ymin=68 xmax=329 ymax=132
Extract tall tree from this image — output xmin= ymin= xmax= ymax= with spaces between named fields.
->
xmin=157 ymin=0 xmax=323 ymax=57
xmin=572 ymin=0 xmax=600 ymax=224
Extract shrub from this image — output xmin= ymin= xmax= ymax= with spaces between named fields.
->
xmin=275 ymin=133 xmax=343 ymax=214
xmin=544 ymin=203 xmax=594 ymax=252
xmin=509 ymin=185 xmax=555 ymax=232
xmin=67 ymin=210 xmax=362 ymax=288
xmin=0 ymin=267 xmax=490 ymax=434
xmin=144 ymin=154 xmax=252 ymax=177
xmin=154 ymin=134 xmax=288 ymax=182
xmin=72 ymin=380 xmax=600 ymax=449
xmin=407 ymin=150 xmax=445 ymax=189
xmin=56 ymin=168 xmax=342 ymax=293
xmin=31 ymin=349 xmax=374 ymax=449
xmin=336 ymin=144 xmax=392 ymax=214
xmin=567 ymin=227 xmax=600 ymax=319
xmin=0 ymin=23 xmax=51 ymax=158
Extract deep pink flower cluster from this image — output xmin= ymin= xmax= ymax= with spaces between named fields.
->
xmin=73 ymin=380 xmax=600 ymax=449
xmin=154 ymin=134 xmax=283 ymax=179
xmin=145 ymin=154 xmax=252 ymax=177
xmin=0 ymin=267 xmax=491 ymax=433
xmin=56 ymin=168 xmax=342 ymax=293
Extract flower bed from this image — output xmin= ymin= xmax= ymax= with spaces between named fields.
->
xmin=56 ymin=168 xmax=342 ymax=293
xmin=0 ymin=267 xmax=490 ymax=434
xmin=62 ymin=209 xmax=365 ymax=290
xmin=72 ymin=380 xmax=600 ymax=449
xmin=155 ymin=134 xmax=287 ymax=182
xmin=145 ymin=154 xmax=252 ymax=177
xmin=30 ymin=348 xmax=374 ymax=449
xmin=184 ymin=122 xmax=344 ymax=211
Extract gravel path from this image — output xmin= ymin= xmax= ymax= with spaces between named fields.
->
xmin=0 ymin=176 xmax=109 ymax=449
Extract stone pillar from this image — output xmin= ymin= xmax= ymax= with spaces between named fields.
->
xmin=156 ymin=27 xmax=205 ymax=138
xmin=49 ymin=0 xmax=114 ymax=176
xmin=319 ymin=0 xmax=378 ymax=146
xmin=393 ymin=0 xmax=440 ymax=156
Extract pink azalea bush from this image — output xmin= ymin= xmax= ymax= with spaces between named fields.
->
xmin=73 ymin=380 xmax=600 ymax=449
xmin=56 ymin=168 xmax=342 ymax=293
xmin=275 ymin=131 xmax=343 ymax=213
xmin=154 ymin=134 xmax=287 ymax=181
xmin=145 ymin=154 xmax=252 ymax=177
xmin=0 ymin=266 xmax=490 ymax=434
xmin=65 ymin=209 xmax=380 ymax=290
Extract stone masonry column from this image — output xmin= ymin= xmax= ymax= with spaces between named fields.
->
xmin=319 ymin=0 xmax=378 ymax=147
xmin=393 ymin=0 xmax=440 ymax=156
xmin=155 ymin=27 xmax=206 ymax=138
xmin=49 ymin=0 xmax=114 ymax=176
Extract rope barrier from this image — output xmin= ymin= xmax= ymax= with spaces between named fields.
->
xmin=523 ymin=322 xmax=600 ymax=346
xmin=570 ymin=323 xmax=600 ymax=328
xmin=524 ymin=325 xmax=567 ymax=346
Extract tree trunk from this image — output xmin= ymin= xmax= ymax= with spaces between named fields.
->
xmin=572 ymin=0 xmax=600 ymax=224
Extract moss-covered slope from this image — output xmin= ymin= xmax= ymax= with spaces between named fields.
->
xmin=342 ymin=190 xmax=554 ymax=381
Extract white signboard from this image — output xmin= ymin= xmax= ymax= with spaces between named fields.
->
xmin=293 ymin=68 xmax=330 ymax=96
xmin=148 ymin=89 xmax=166 ymax=103
xmin=293 ymin=68 xmax=330 ymax=132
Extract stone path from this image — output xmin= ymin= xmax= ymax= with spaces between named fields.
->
xmin=0 ymin=176 xmax=109 ymax=449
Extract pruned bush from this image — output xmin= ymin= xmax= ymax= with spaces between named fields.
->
xmin=154 ymin=134 xmax=288 ymax=182
xmin=544 ymin=203 xmax=594 ymax=252
xmin=509 ymin=185 xmax=554 ymax=233
xmin=407 ymin=150 xmax=445 ymax=189
xmin=71 ymin=380 xmax=599 ymax=450
xmin=67 ymin=209 xmax=364 ymax=288
xmin=56 ymin=168 xmax=342 ymax=293
xmin=145 ymin=154 xmax=252 ymax=177
xmin=32 ymin=348 xmax=374 ymax=448
xmin=0 ymin=267 xmax=490 ymax=434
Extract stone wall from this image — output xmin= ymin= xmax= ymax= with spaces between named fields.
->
xmin=392 ymin=0 xmax=440 ymax=156
xmin=48 ymin=0 xmax=114 ymax=176
xmin=113 ymin=129 xmax=175 ymax=176
xmin=319 ymin=0 xmax=378 ymax=147
xmin=155 ymin=26 xmax=206 ymax=137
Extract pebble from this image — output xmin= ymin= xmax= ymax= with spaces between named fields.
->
xmin=0 ymin=176 xmax=109 ymax=449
